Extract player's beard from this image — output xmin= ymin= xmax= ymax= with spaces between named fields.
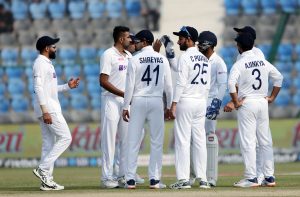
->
xmin=49 ymin=51 xmax=56 ymax=59
xmin=179 ymin=43 xmax=188 ymax=51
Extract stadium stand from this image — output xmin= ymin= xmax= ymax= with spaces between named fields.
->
xmin=1 ymin=0 xmax=299 ymax=123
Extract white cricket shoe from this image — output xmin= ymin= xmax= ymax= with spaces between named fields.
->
xmin=149 ymin=179 xmax=166 ymax=189
xmin=33 ymin=168 xmax=55 ymax=188
xmin=257 ymin=174 xmax=264 ymax=185
xmin=40 ymin=182 xmax=64 ymax=191
xmin=233 ymin=178 xmax=259 ymax=188
xmin=208 ymin=179 xmax=217 ymax=187
xmin=189 ymin=178 xmax=196 ymax=185
xmin=135 ymin=174 xmax=145 ymax=184
xmin=169 ymin=179 xmax=191 ymax=189
xmin=199 ymin=181 xmax=211 ymax=189
xmin=102 ymin=180 xmax=119 ymax=188
xmin=117 ymin=176 xmax=126 ymax=187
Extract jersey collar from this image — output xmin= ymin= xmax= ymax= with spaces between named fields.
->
xmin=240 ymin=50 xmax=255 ymax=58
xmin=38 ymin=54 xmax=53 ymax=64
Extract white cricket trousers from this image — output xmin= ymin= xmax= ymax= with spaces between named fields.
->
xmin=174 ymin=98 xmax=207 ymax=181
xmin=38 ymin=112 xmax=72 ymax=176
xmin=237 ymin=98 xmax=274 ymax=179
xmin=126 ymin=97 xmax=164 ymax=181
xmin=101 ymin=96 xmax=128 ymax=181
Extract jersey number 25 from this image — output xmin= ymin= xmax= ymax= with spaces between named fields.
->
xmin=191 ymin=63 xmax=208 ymax=85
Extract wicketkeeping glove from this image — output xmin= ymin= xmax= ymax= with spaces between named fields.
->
xmin=206 ymin=98 xmax=222 ymax=120
xmin=160 ymin=35 xmax=175 ymax=59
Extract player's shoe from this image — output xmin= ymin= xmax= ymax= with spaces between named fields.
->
xmin=199 ymin=181 xmax=211 ymax=189
xmin=189 ymin=178 xmax=196 ymax=185
xmin=257 ymin=174 xmax=264 ymax=185
xmin=261 ymin=176 xmax=276 ymax=187
xmin=124 ymin=179 xmax=136 ymax=189
xmin=135 ymin=173 xmax=145 ymax=184
xmin=40 ymin=182 xmax=64 ymax=191
xmin=33 ymin=168 xmax=55 ymax=188
xmin=149 ymin=179 xmax=166 ymax=189
xmin=208 ymin=179 xmax=217 ymax=187
xmin=169 ymin=179 xmax=191 ymax=189
xmin=117 ymin=176 xmax=126 ymax=187
xmin=101 ymin=179 xmax=119 ymax=189
xmin=233 ymin=178 xmax=259 ymax=188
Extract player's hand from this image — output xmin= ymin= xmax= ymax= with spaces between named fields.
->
xmin=153 ymin=39 xmax=162 ymax=53
xmin=122 ymin=109 xmax=130 ymax=122
xmin=68 ymin=77 xmax=80 ymax=89
xmin=265 ymin=96 xmax=274 ymax=103
xmin=224 ymin=101 xmax=234 ymax=112
xmin=42 ymin=112 xmax=52 ymax=124
xmin=170 ymin=103 xmax=176 ymax=119
xmin=164 ymin=108 xmax=171 ymax=120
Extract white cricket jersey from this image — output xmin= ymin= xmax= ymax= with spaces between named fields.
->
xmin=173 ymin=47 xmax=211 ymax=102
xmin=228 ymin=50 xmax=283 ymax=99
xmin=123 ymin=46 xmax=173 ymax=109
xmin=100 ymin=46 xmax=131 ymax=96
xmin=208 ymin=52 xmax=227 ymax=98
xmin=33 ymin=54 xmax=70 ymax=118
xmin=236 ymin=46 xmax=265 ymax=61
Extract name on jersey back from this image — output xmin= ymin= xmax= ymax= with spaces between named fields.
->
xmin=245 ymin=61 xmax=265 ymax=69
xmin=190 ymin=55 xmax=208 ymax=63
xmin=139 ymin=57 xmax=163 ymax=64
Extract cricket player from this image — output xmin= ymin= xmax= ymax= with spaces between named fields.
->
xmin=228 ymin=33 xmax=283 ymax=187
xmin=99 ymin=26 xmax=132 ymax=188
xmin=195 ymin=31 xmax=227 ymax=187
xmin=225 ymin=26 xmax=266 ymax=185
xmin=155 ymin=31 xmax=226 ymax=187
xmin=113 ymin=33 xmax=145 ymax=185
xmin=169 ymin=26 xmax=211 ymax=189
xmin=122 ymin=30 xmax=173 ymax=189
xmin=32 ymin=36 xmax=80 ymax=191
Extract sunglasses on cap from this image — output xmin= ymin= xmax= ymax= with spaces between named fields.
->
xmin=180 ymin=26 xmax=191 ymax=38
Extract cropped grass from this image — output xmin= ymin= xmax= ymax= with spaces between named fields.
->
xmin=0 ymin=163 xmax=299 ymax=196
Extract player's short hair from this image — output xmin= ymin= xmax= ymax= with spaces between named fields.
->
xmin=113 ymin=26 xmax=130 ymax=43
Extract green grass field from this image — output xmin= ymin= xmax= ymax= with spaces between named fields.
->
xmin=0 ymin=163 xmax=299 ymax=197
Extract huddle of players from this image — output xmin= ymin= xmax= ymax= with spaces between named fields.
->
xmin=99 ymin=25 xmax=282 ymax=189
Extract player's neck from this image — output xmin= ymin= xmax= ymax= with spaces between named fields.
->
xmin=114 ymin=43 xmax=126 ymax=54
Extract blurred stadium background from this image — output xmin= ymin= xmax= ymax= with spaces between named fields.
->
xmin=0 ymin=0 xmax=300 ymax=167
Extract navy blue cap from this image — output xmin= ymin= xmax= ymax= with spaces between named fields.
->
xmin=173 ymin=26 xmax=198 ymax=42
xmin=36 ymin=36 xmax=59 ymax=51
xmin=134 ymin=30 xmax=154 ymax=43
xmin=235 ymin=33 xmax=254 ymax=48
xmin=233 ymin=26 xmax=256 ymax=40
xmin=198 ymin=31 xmax=217 ymax=46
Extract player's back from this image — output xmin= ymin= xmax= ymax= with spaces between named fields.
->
xmin=230 ymin=50 xmax=282 ymax=99
xmin=176 ymin=47 xmax=211 ymax=99
xmin=130 ymin=46 xmax=170 ymax=97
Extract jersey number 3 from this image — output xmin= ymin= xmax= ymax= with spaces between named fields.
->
xmin=142 ymin=65 xmax=159 ymax=86
xmin=191 ymin=63 xmax=208 ymax=84
xmin=252 ymin=68 xmax=262 ymax=90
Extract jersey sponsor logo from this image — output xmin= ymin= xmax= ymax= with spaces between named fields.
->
xmin=53 ymin=72 xmax=57 ymax=78
xmin=139 ymin=56 xmax=163 ymax=64
xmin=118 ymin=65 xmax=127 ymax=71
xmin=190 ymin=55 xmax=208 ymax=63
xmin=245 ymin=61 xmax=265 ymax=69
xmin=218 ymin=71 xmax=227 ymax=74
